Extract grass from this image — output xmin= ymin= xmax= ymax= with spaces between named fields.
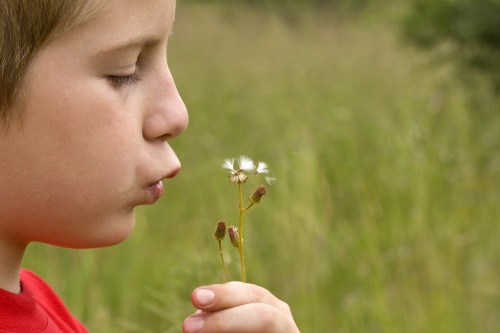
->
xmin=23 ymin=2 xmax=500 ymax=332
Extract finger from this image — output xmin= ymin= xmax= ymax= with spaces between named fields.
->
xmin=191 ymin=282 xmax=291 ymax=315
xmin=182 ymin=303 xmax=299 ymax=333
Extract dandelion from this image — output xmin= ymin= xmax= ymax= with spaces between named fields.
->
xmin=223 ymin=156 xmax=256 ymax=184
xmin=237 ymin=155 xmax=255 ymax=172
xmin=222 ymin=158 xmax=236 ymax=172
xmin=255 ymin=162 xmax=269 ymax=175
xmin=229 ymin=171 xmax=248 ymax=184
xmin=214 ymin=155 xmax=275 ymax=282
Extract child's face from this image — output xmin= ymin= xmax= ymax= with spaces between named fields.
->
xmin=0 ymin=0 xmax=187 ymax=248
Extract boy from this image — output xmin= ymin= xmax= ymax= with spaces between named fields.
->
xmin=0 ymin=0 xmax=300 ymax=332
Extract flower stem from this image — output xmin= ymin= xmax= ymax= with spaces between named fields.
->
xmin=243 ymin=203 xmax=254 ymax=211
xmin=217 ymin=240 xmax=229 ymax=282
xmin=238 ymin=183 xmax=246 ymax=282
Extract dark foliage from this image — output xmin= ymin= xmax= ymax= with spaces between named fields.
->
xmin=403 ymin=0 xmax=500 ymax=91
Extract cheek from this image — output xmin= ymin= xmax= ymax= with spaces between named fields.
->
xmin=14 ymin=93 xmax=142 ymax=246
xmin=0 ymin=147 xmax=137 ymax=248
xmin=25 ymin=49 xmax=146 ymax=192
xmin=31 ymin=81 xmax=141 ymax=182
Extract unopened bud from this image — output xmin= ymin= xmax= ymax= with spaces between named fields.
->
xmin=227 ymin=226 xmax=240 ymax=248
xmin=213 ymin=220 xmax=227 ymax=241
xmin=249 ymin=185 xmax=267 ymax=204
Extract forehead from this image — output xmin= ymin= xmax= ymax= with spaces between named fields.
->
xmin=95 ymin=0 xmax=176 ymax=21
xmin=59 ymin=0 xmax=176 ymax=54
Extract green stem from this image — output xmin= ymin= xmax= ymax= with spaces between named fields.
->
xmin=238 ymin=183 xmax=246 ymax=282
xmin=217 ymin=240 xmax=229 ymax=282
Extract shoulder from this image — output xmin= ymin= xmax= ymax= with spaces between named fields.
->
xmin=20 ymin=269 xmax=62 ymax=308
xmin=20 ymin=269 xmax=52 ymax=292
xmin=20 ymin=269 xmax=88 ymax=333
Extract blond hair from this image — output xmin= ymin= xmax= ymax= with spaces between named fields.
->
xmin=0 ymin=0 xmax=105 ymax=127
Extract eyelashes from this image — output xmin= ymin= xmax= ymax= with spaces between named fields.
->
xmin=108 ymin=73 xmax=141 ymax=87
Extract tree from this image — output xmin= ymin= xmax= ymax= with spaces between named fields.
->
xmin=403 ymin=0 xmax=500 ymax=91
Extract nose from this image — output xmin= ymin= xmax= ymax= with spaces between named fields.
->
xmin=142 ymin=64 xmax=189 ymax=141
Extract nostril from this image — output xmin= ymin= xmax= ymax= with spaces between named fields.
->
xmin=158 ymin=133 xmax=172 ymax=141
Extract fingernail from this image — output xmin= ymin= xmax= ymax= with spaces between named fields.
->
xmin=183 ymin=317 xmax=205 ymax=333
xmin=196 ymin=289 xmax=215 ymax=306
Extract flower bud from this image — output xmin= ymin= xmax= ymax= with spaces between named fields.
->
xmin=213 ymin=220 xmax=227 ymax=241
xmin=249 ymin=185 xmax=267 ymax=204
xmin=227 ymin=226 xmax=240 ymax=248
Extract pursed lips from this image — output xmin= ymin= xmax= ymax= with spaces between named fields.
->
xmin=143 ymin=166 xmax=180 ymax=203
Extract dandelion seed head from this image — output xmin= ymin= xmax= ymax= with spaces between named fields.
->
xmin=255 ymin=162 xmax=269 ymax=175
xmin=229 ymin=171 xmax=248 ymax=184
xmin=222 ymin=158 xmax=236 ymax=172
xmin=238 ymin=155 xmax=255 ymax=171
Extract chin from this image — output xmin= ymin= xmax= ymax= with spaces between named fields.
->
xmin=92 ymin=216 xmax=137 ymax=248
xmin=60 ymin=214 xmax=136 ymax=249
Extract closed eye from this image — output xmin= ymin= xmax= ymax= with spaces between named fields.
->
xmin=108 ymin=73 xmax=141 ymax=87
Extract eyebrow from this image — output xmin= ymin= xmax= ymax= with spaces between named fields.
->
xmin=88 ymin=34 xmax=169 ymax=59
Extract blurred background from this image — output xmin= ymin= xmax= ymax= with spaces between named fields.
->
xmin=24 ymin=0 xmax=500 ymax=332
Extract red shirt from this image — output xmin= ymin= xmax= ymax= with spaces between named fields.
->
xmin=0 ymin=269 xmax=88 ymax=333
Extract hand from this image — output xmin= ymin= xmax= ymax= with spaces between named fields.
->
xmin=182 ymin=282 xmax=300 ymax=333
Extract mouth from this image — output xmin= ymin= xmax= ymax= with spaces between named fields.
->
xmin=144 ymin=166 xmax=181 ymax=203
xmin=145 ymin=180 xmax=164 ymax=203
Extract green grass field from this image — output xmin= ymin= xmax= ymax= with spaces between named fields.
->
xmin=23 ymin=3 xmax=500 ymax=332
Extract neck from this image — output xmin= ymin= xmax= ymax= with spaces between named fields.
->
xmin=0 ymin=239 xmax=27 ymax=293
